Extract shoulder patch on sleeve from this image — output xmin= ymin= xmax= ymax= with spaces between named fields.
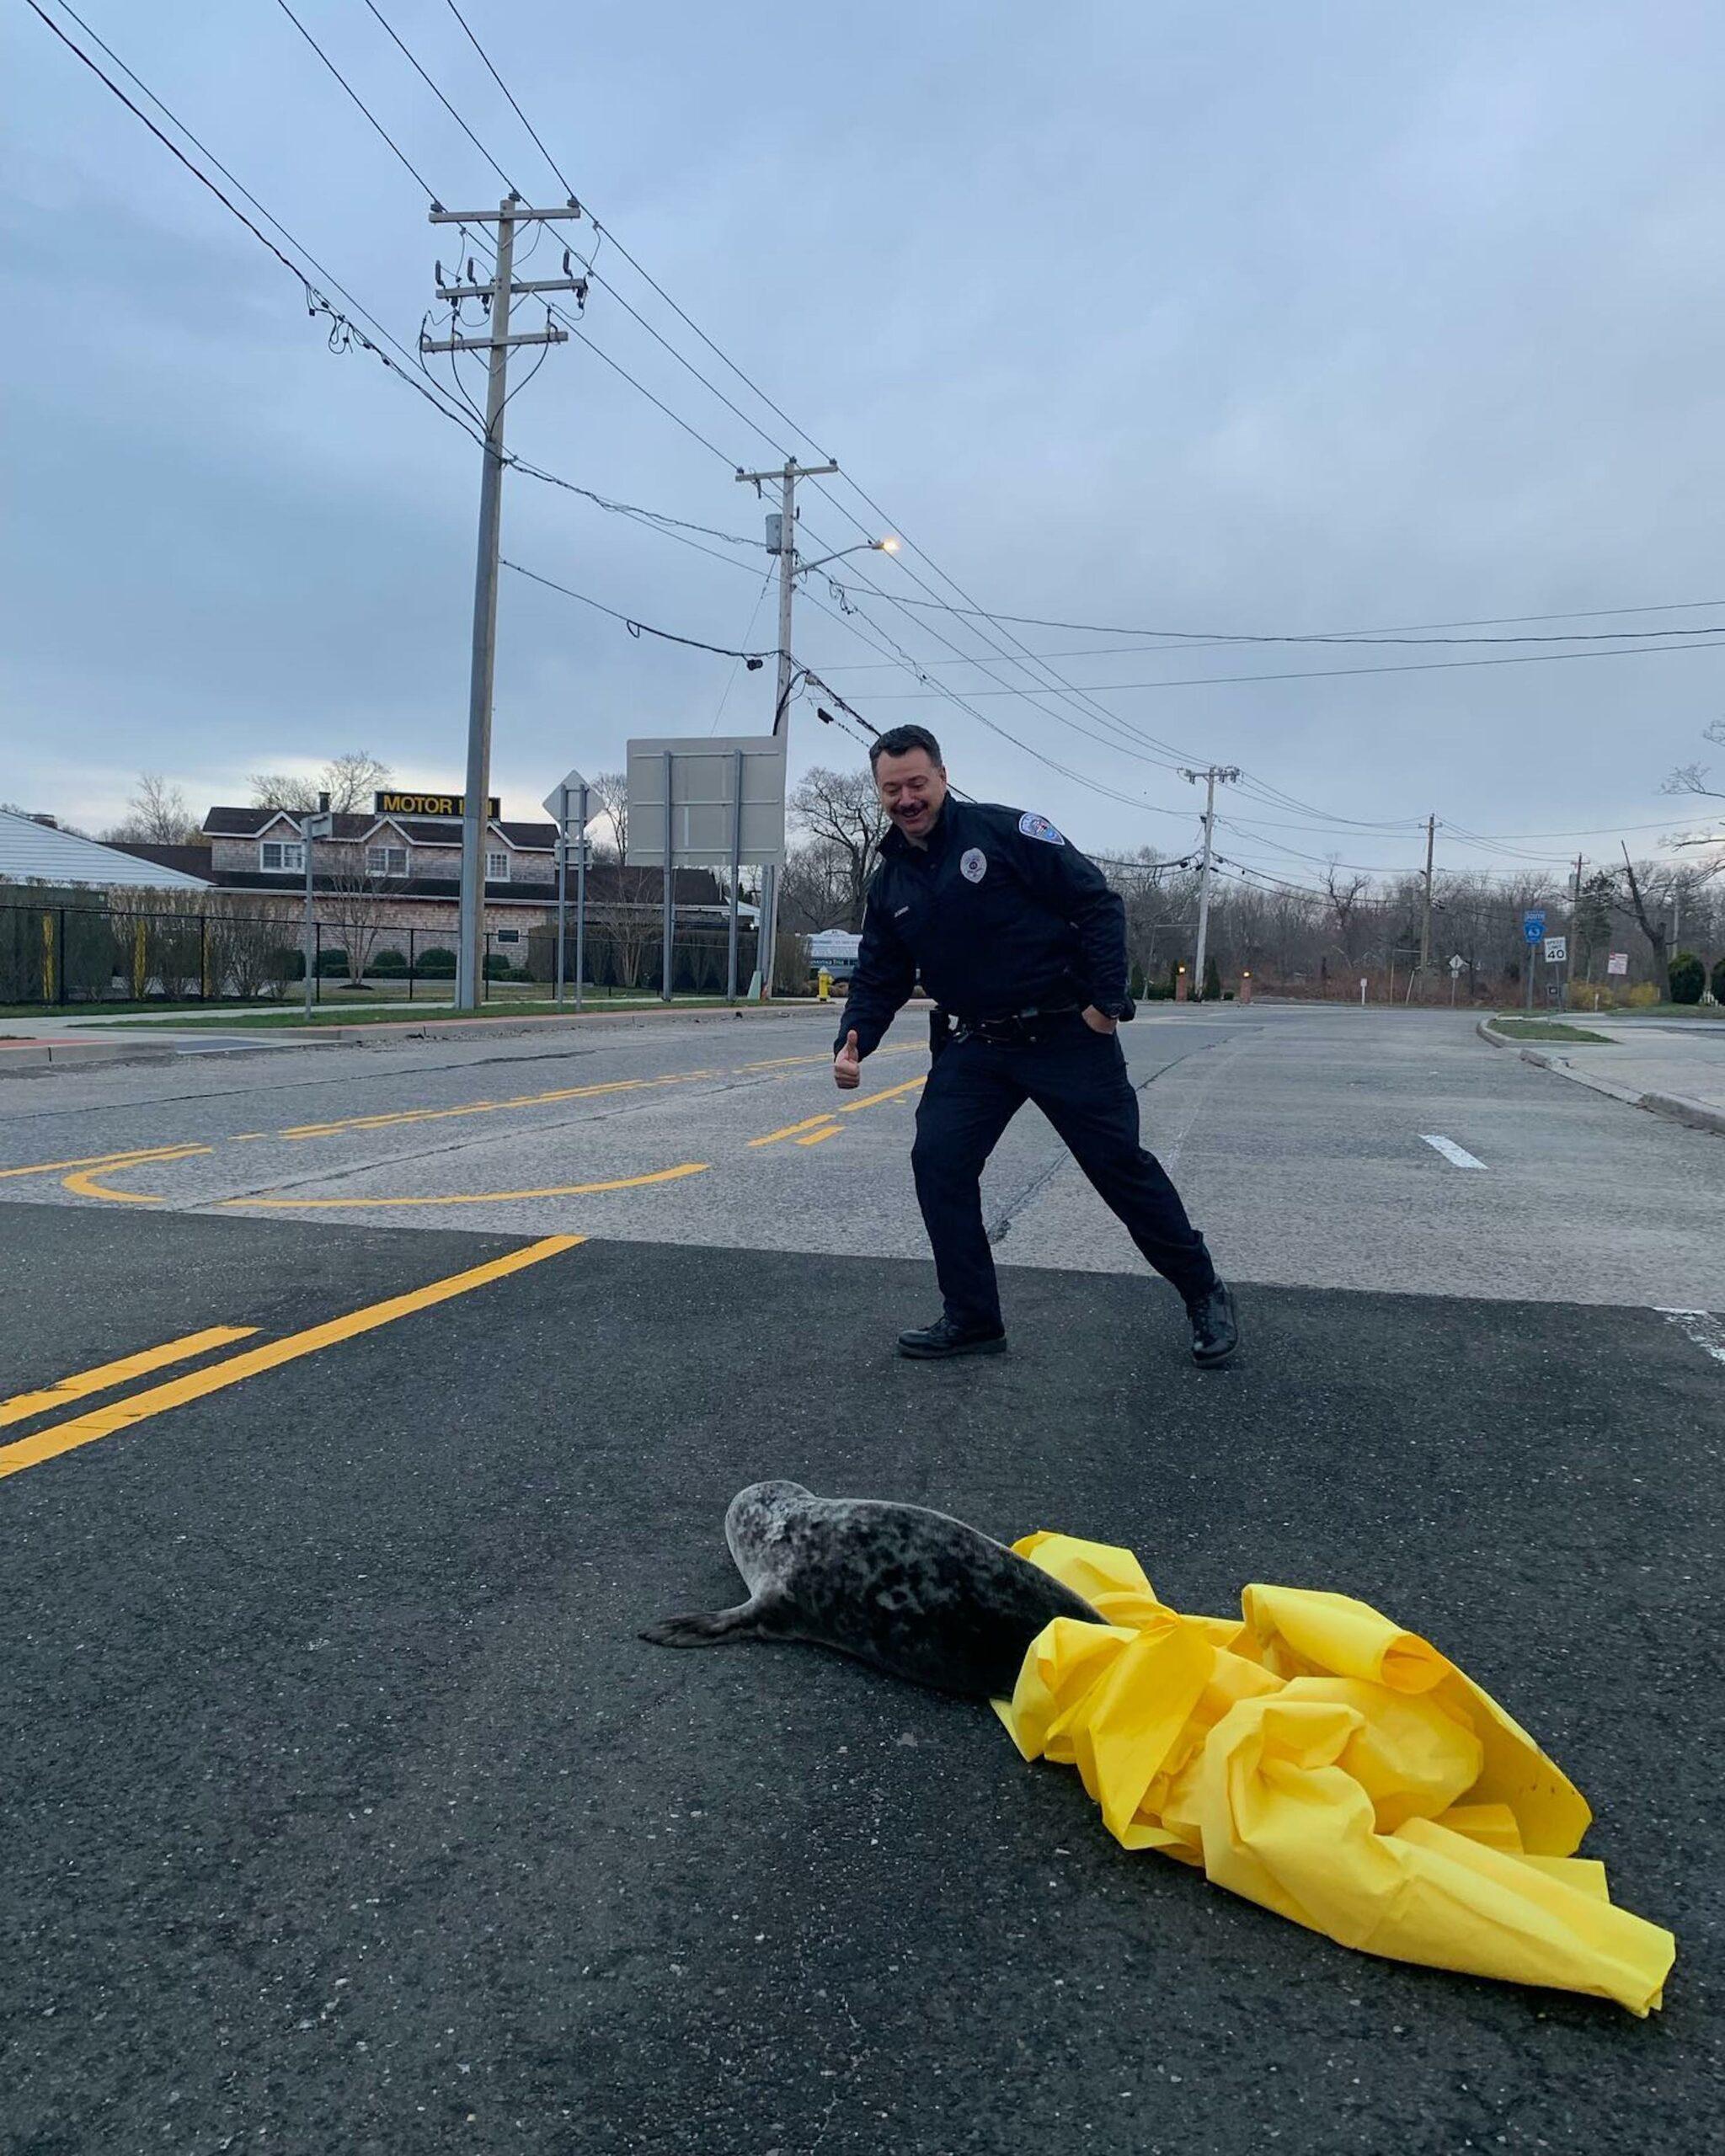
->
xmin=1018 ymin=811 xmax=1066 ymax=846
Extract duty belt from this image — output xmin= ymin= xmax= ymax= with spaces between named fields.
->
xmin=948 ymin=1003 xmax=1079 ymax=1046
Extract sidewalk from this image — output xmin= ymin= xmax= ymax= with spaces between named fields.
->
xmin=1480 ymin=1014 xmax=1725 ymax=1134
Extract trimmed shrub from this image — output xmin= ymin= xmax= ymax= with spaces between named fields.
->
xmin=368 ymin=948 xmax=409 ymax=976
xmin=1201 ymin=955 xmax=1222 ymax=1002
xmin=1669 ymin=950 xmax=1704 ymax=1006
xmin=415 ymin=947 xmax=457 ymax=978
xmin=1712 ymin=955 xmax=1725 ymax=1002
xmin=483 ymin=952 xmax=513 ymax=979
xmin=1626 ymin=981 xmax=1659 ymax=1009
xmin=313 ymin=946 xmax=350 ymax=977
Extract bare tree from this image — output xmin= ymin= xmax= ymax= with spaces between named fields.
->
xmin=1614 ymin=847 xmax=1678 ymax=996
xmin=1323 ymin=865 xmax=1374 ymax=963
xmin=588 ymin=771 xmax=628 ymax=862
xmin=104 ymin=773 xmax=200 ymax=845
xmin=248 ymin=752 xmax=394 ymax=815
xmin=318 ymin=846 xmax=393 ymax=984
xmin=777 ymin=839 xmax=851 ymax=934
xmin=788 ymin=766 xmax=890 ymax=931
xmin=1662 ymin=717 xmax=1725 ymax=804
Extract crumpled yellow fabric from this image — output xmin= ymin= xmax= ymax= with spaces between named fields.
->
xmin=996 ymin=1534 xmax=1675 ymax=2015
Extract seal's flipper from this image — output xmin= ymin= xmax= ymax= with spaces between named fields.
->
xmin=640 ymin=1593 xmax=785 ymax=1650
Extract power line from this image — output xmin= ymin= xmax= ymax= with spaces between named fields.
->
xmin=359 ymin=0 xmax=515 ymax=192
xmin=27 ymin=0 xmax=487 ymax=439
xmin=286 ymin=0 xmax=1725 ymax=878
xmin=35 ymin=4 xmax=766 ymax=571
xmin=820 ymin=590 xmax=1725 ymax=647
xmin=442 ymin=0 xmax=576 ymax=198
xmin=856 ymin=636 xmax=1725 ymax=698
xmin=794 ymin=579 xmax=1196 ymax=819
xmin=270 ymin=0 xmax=441 ymax=202
xmin=499 ymin=558 xmax=777 ymax=659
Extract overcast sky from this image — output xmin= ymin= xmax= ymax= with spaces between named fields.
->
xmin=4 ymin=0 xmax=1722 ymax=886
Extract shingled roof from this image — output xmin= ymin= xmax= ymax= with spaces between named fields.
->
xmin=202 ymin=807 xmax=555 ymax=849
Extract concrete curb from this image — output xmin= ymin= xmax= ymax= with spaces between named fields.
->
xmin=348 ymin=999 xmax=870 ymax=1049
xmin=1476 ymin=1017 xmax=1725 ymax=1135
xmin=0 ymin=998 xmax=879 ymax=1070
xmin=0 ymin=1033 xmax=348 ymax=1077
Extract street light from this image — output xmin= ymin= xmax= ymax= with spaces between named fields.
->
xmin=793 ymin=536 xmax=899 ymax=578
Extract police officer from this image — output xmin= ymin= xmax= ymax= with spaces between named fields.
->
xmin=833 ymin=724 xmax=1238 ymax=1367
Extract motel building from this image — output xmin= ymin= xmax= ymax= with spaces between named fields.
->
xmin=197 ymin=791 xmax=560 ymax=965
xmin=139 ymin=789 xmax=727 ymax=969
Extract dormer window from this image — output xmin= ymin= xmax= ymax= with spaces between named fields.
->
xmin=487 ymin=850 xmax=510 ymax=882
xmin=261 ymin=840 xmax=305 ymax=873
xmin=366 ymin=845 xmax=409 ymax=877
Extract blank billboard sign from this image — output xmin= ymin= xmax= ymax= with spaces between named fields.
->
xmin=624 ymin=735 xmax=788 ymax=867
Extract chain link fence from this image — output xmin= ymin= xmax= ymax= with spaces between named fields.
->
xmin=2 ymin=889 xmax=796 ymax=1007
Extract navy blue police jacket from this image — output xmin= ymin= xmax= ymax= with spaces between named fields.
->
xmin=832 ymin=800 xmax=1132 ymax=1058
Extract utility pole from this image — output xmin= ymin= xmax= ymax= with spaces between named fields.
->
xmin=1178 ymin=765 xmax=1239 ymax=1000
xmin=1567 ymin=852 xmax=1583 ymax=1010
xmin=734 ymin=456 xmax=839 ymax=995
xmin=424 ymin=195 xmax=585 ymax=1010
xmin=1416 ymin=814 xmax=1436 ymax=1001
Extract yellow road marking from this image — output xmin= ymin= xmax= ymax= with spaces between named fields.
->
xmin=61 ymin=1148 xmax=213 ymax=1203
xmin=280 ymin=1070 xmax=718 ymax=1139
xmin=0 ymin=1144 xmax=208 ymax=1182
xmin=796 ymin=1126 xmax=842 ymax=1146
xmin=749 ymin=1112 xmax=844 ymax=1148
xmin=0 ymin=1326 xmax=259 ymax=1428
xmin=0 ymin=1235 xmax=582 ymax=1481
xmin=219 ymin=1161 xmax=710 ymax=1209
xmin=837 ymin=1075 xmax=926 ymax=1114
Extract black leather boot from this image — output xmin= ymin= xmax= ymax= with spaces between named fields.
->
xmin=896 ymin=1316 xmax=1008 ymax=1360
xmin=1187 ymin=1281 xmax=1239 ymax=1368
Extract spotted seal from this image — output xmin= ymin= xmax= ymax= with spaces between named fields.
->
xmin=640 ymin=1480 xmax=1100 ymax=1697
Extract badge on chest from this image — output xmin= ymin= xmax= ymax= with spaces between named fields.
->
xmin=959 ymin=847 xmax=988 ymax=883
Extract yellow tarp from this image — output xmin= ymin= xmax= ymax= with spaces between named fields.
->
xmin=996 ymin=1533 xmax=1675 ymax=2015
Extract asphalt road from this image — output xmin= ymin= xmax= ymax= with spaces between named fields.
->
xmin=3 ymin=1006 xmax=1721 ymax=2155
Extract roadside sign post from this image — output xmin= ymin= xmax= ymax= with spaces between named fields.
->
xmin=301 ymin=805 xmax=334 ymax=1021
xmin=727 ymin=747 xmax=744 ymax=1003
xmin=1523 ymin=912 xmax=1546 ymax=1014
xmin=543 ymin=770 xmax=590 ymax=1013
xmin=1449 ymin=953 xmax=1465 ymax=1007
xmin=625 ymin=734 xmax=788 ymax=1006
xmin=1359 ymin=975 xmax=1367 ymax=1006
xmin=661 ymin=752 xmax=676 ymax=1003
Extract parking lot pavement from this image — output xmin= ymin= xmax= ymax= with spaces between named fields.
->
xmin=3 ymin=1004 xmax=1720 ymax=1305
xmin=3 ymin=1006 xmax=1721 ymax=2153
xmin=3 ymin=1197 xmax=1721 ymax=2156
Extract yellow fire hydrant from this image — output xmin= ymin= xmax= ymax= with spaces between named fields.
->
xmin=817 ymin=969 xmax=832 ymax=1001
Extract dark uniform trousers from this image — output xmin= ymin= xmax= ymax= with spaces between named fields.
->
xmin=912 ymin=1012 xmax=1218 ymax=1334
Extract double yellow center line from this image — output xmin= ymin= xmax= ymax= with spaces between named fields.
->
xmin=0 ymin=1235 xmax=580 ymax=1481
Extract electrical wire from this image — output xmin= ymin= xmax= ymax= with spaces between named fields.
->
xmin=709 ymin=564 xmax=777 ymax=733
xmin=29 ymin=0 xmax=486 ymax=440
xmin=32 ymin=4 xmax=768 ymax=577
xmin=304 ymin=0 xmax=1725 ymax=874
xmin=442 ymin=0 xmax=576 ymax=198
xmin=499 ymin=558 xmax=776 ymax=660
xmin=359 ymin=0 xmax=517 ymax=193
xmin=270 ymin=0 xmax=441 ymax=202
xmin=813 ymin=589 xmax=1725 ymax=648
xmin=855 ymin=638 xmax=1725 ymax=698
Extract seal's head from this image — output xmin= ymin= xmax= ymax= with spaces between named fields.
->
xmin=724 ymin=1480 xmax=812 ymax=1572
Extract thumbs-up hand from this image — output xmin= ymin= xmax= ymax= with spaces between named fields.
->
xmin=833 ymin=1028 xmax=862 ymax=1090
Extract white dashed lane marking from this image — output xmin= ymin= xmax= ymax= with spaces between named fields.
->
xmin=1420 ymin=1134 xmax=1487 ymax=1170
xmin=1653 ymin=1308 xmax=1725 ymax=1368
